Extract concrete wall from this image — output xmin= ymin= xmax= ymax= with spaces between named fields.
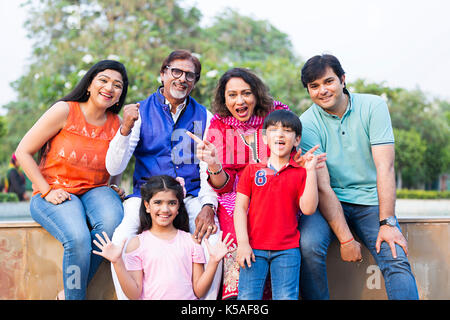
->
xmin=327 ymin=217 xmax=450 ymax=299
xmin=0 ymin=218 xmax=449 ymax=300
xmin=0 ymin=221 xmax=115 ymax=300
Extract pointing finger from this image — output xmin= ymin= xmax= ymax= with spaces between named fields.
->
xmin=186 ymin=131 xmax=203 ymax=144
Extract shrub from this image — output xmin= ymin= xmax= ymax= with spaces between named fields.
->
xmin=396 ymin=189 xmax=450 ymax=199
xmin=0 ymin=193 xmax=19 ymax=202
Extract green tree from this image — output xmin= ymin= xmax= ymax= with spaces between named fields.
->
xmin=349 ymin=79 xmax=450 ymax=189
xmin=2 ymin=1 xmax=449 ymax=191
xmin=2 ymin=0 xmax=305 ymax=185
xmin=393 ymin=128 xmax=426 ymax=189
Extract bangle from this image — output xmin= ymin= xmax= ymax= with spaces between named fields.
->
xmin=110 ymin=184 xmax=119 ymax=189
xmin=207 ymin=164 xmax=223 ymax=175
xmin=41 ymin=187 xmax=52 ymax=198
xmin=340 ymin=237 xmax=354 ymax=246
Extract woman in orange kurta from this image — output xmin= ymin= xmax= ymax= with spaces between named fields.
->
xmin=15 ymin=60 xmax=129 ymax=300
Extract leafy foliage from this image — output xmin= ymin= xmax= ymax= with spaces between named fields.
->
xmin=0 ymin=0 xmax=448 ymax=192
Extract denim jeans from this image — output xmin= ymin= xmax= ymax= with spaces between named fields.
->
xmin=237 ymin=248 xmax=300 ymax=300
xmin=30 ymin=186 xmax=124 ymax=300
xmin=299 ymin=202 xmax=419 ymax=300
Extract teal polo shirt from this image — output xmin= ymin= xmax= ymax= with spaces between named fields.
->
xmin=299 ymin=92 xmax=394 ymax=205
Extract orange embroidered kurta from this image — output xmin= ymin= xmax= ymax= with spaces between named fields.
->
xmin=33 ymin=101 xmax=120 ymax=196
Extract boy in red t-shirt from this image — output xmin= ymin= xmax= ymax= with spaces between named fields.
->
xmin=234 ymin=109 xmax=319 ymax=300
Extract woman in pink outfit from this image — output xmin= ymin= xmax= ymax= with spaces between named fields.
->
xmin=190 ymin=68 xmax=290 ymax=299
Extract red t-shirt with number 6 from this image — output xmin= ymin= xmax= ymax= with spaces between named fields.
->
xmin=236 ymin=157 xmax=307 ymax=250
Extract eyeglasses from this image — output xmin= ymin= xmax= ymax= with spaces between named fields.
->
xmin=166 ymin=66 xmax=197 ymax=82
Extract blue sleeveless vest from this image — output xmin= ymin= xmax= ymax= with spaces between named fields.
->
xmin=130 ymin=89 xmax=207 ymax=198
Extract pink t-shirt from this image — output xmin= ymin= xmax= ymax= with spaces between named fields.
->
xmin=123 ymin=229 xmax=206 ymax=300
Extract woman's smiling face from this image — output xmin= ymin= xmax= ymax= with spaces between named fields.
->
xmin=224 ymin=77 xmax=256 ymax=122
xmin=87 ymin=69 xmax=124 ymax=109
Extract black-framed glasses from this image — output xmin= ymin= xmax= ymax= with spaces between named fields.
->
xmin=166 ymin=66 xmax=197 ymax=82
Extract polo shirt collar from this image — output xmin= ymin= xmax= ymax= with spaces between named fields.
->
xmin=315 ymin=91 xmax=352 ymax=119
xmin=265 ymin=155 xmax=301 ymax=173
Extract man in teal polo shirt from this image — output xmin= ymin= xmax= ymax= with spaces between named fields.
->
xmin=298 ymin=54 xmax=419 ymax=300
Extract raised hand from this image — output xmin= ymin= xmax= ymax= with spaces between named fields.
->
xmin=293 ymin=144 xmax=327 ymax=169
xmin=204 ymin=231 xmax=236 ymax=264
xmin=186 ymin=131 xmax=219 ymax=167
xmin=93 ymin=231 xmax=126 ymax=263
xmin=120 ymin=103 xmax=140 ymax=136
xmin=303 ymin=152 xmax=318 ymax=171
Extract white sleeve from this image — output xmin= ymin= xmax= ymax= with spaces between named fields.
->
xmin=197 ymin=110 xmax=218 ymax=209
xmin=105 ymin=115 xmax=141 ymax=176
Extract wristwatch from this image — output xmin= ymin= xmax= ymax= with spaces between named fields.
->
xmin=202 ymin=203 xmax=216 ymax=212
xmin=379 ymin=216 xmax=397 ymax=227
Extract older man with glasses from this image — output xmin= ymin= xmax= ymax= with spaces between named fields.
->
xmin=105 ymin=50 xmax=221 ymax=300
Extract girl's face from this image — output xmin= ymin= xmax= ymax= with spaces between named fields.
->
xmin=224 ymin=77 xmax=256 ymax=122
xmin=144 ymin=190 xmax=179 ymax=228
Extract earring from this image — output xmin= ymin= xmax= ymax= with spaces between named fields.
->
xmin=86 ymin=91 xmax=90 ymax=97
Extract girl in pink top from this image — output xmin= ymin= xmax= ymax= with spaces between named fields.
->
xmin=93 ymin=175 xmax=234 ymax=300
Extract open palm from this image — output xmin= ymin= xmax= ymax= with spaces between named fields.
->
xmin=93 ymin=231 xmax=126 ymax=263
xmin=204 ymin=231 xmax=236 ymax=263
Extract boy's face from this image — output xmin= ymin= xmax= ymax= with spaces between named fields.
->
xmin=306 ymin=66 xmax=347 ymax=116
xmin=263 ymin=123 xmax=301 ymax=159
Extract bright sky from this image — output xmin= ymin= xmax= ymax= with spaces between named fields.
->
xmin=1 ymin=0 xmax=450 ymax=112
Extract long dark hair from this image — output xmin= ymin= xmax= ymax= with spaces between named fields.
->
xmin=60 ymin=59 xmax=129 ymax=114
xmin=38 ymin=60 xmax=129 ymax=163
xmin=212 ymin=68 xmax=273 ymax=118
xmin=138 ymin=175 xmax=189 ymax=234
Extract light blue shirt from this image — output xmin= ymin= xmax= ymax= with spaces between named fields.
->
xmin=299 ymin=92 xmax=394 ymax=205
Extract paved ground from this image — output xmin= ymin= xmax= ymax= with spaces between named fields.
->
xmin=395 ymin=199 xmax=450 ymax=217
xmin=0 ymin=199 xmax=449 ymax=222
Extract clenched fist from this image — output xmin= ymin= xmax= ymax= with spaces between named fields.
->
xmin=120 ymin=103 xmax=140 ymax=136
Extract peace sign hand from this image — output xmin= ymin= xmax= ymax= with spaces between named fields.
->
xmin=293 ymin=144 xmax=327 ymax=170
xmin=186 ymin=131 xmax=220 ymax=167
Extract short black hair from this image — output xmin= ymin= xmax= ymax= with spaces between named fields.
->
xmin=301 ymin=54 xmax=345 ymax=89
xmin=263 ymin=109 xmax=302 ymax=137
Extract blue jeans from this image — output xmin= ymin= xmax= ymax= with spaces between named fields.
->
xmin=238 ymin=248 xmax=300 ymax=300
xmin=30 ymin=186 xmax=123 ymax=300
xmin=299 ymin=203 xmax=419 ymax=300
